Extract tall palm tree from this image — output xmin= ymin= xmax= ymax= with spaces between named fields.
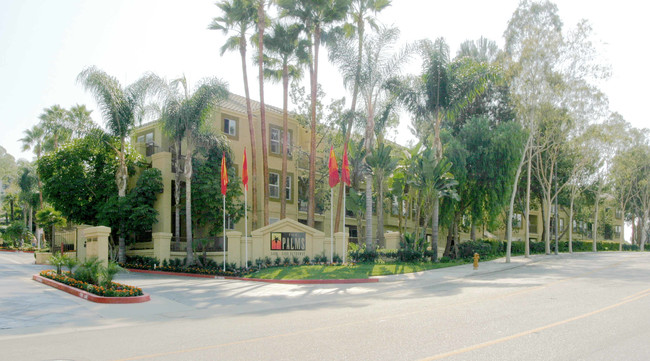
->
xmin=20 ymin=125 xmax=45 ymax=207
xmin=332 ymin=26 xmax=411 ymax=248
xmin=261 ymin=22 xmax=308 ymax=219
xmin=160 ymin=76 xmax=229 ymax=265
xmin=331 ymin=0 xmax=390 ymax=233
xmin=66 ymin=104 xmax=96 ymax=138
xmin=365 ymin=143 xmax=397 ymax=246
xmin=254 ymin=0 xmax=271 ymax=226
xmin=278 ymin=0 xmax=350 ymax=228
xmin=387 ymin=37 xmax=492 ymax=250
xmin=77 ymin=66 xmax=161 ymax=263
xmin=210 ymin=0 xmax=259 ymax=230
xmin=39 ymin=105 xmax=70 ymax=151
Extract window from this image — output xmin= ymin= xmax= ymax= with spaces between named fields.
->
xmin=225 ymin=215 xmax=234 ymax=230
xmin=269 ymin=172 xmax=292 ymax=200
xmin=223 ymin=118 xmax=236 ymax=136
xmin=559 ymin=218 xmax=564 ymax=230
xmin=513 ymin=214 xmax=522 ymax=228
xmin=270 ymin=126 xmax=292 ymax=156
xmin=615 ymin=208 xmax=623 ymax=219
xmin=137 ymin=132 xmax=154 ymax=144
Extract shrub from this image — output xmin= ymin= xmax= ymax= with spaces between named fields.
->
xmin=396 ymin=248 xmax=422 ymax=262
xmin=302 ymin=255 xmax=311 ymax=265
xmin=49 ymin=254 xmax=66 ymax=275
xmin=74 ymin=258 xmax=102 ymax=285
xmin=348 ymin=245 xmax=378 ymax=263
xmin=292 ymin=256 xmax=300 ymax=265
xmin=332 ymin=254 xmax=342 ymax=264
xmin=283 ymin=257 xmax=291 ymax=266
xmin=439 ymin=256 xmax=451 ymax=263
xmin=100 ymin=261 xmax=124 ymax=288
xmin=273 ymin=256 xmax=282 ymax=266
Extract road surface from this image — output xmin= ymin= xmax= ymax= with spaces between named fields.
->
xmin=1 ymin=251 xmax=649 ymax=360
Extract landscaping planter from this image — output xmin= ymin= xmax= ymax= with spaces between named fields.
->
xmin=33 ymin=274 xmax=150 ymax=304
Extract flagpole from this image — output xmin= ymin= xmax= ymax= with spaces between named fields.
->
xmin=245 ymin=185 xmax=248 ymax=269
xmin=331 ymin=187 xmax=334 ymax=264
xmin=343 ymin=184 xmax=346 ymax=264
xmin=223 ymin=194 xmax=226 ymax=272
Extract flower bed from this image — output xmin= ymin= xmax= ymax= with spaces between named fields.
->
xmin=39 ymin=270 xmax=143 ymax=297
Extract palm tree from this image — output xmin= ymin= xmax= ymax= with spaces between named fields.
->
xmin=210 ymin=0 xmax=259 ymax=230
xmin=160 ymin=76 xmax=229 ymax=265
xmin=20 ymin=125 xmax=45 ymax=207
xmin=331 ymin=0 xmax=390 ymax=233
xmin=365 ymin=143 xmax=397 ymax=247
xmin=261 ymin=22 xmax=308 ymax=219
xmin=67 ymin=104 xmax=96 ymax=138
xmin=387 ymin=37 xmax=492 ymax=250
xmin=39 ymin=105 xmax=70 ymax=151
xmin=77 ymin=66 xmax=161 ymax=263
xmin=254 ymin=0 xmax=271 ymax=226
xmin=278 ymin=0 xmax=350 ymax=228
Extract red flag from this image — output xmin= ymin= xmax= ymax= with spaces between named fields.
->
xmin=242 ymin=148 xmax=248 ymax=191
xmin=328 ymin=146 xmax=339 ymax=188
xmin=341 ymin=148 xmax=351 ymax=186
xmin=221 ymin=153 xmax=228 ymax=196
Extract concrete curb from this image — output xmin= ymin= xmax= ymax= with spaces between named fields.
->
xmin=0 ymin=249 xmax=35 ymax=253
xmin=33 ymin=275 xmax=151 ymax=304
xmin=127 ymin=268 xmax=378 ymax=284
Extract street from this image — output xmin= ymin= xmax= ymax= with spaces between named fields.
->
xmin=1 ymin=251 xmax=649 ymax=360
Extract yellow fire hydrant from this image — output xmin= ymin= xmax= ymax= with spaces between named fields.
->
xmin=473 ymin=253 xmax=480 ymax=270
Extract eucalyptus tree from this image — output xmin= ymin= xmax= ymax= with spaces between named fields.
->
xmin=330 ymin=0 xmax=390 ymax=233
xmin=77 ymin=66 xmax=161 ymax=263
xmin=159 ymin=76 xmax=229 ymax=265
xmin=278 ymin=0 xmax=350 ymax=228
xmin=261 ymin=22 xmax=308 ymax=219
xmin=210 ymin=0 xmax=260 ymax=230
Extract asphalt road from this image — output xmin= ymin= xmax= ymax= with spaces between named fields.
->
xmin=1 ymin=251 xmax=650 ymax=361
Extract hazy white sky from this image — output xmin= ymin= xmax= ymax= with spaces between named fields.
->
xmin=1 ymin=0 xmax=648 ymax=163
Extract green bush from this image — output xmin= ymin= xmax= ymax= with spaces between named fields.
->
xmin=396 ymin=248 xmax=423 ymax=262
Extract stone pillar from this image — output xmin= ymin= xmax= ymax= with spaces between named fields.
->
xmin=226 ymin=231 xmax=242 ymax=267
xmin=75 ymin=225 xmax=91 ymax=262
xmin=239 ymin=233 xmax=252 ymax=268
xmin=153 ymin=232 xmax=172 ymax=264
xmin=384 ymin=231 xmax=400 ymax=250
xmin=334 ymin=232 xmax=347 ymax=262
xmin=151 ymin=152 xmax=172 ymax=234
xmin=84 ymin=226 xmax=111 ymax=266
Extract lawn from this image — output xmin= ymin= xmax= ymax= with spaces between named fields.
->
xmin=245 ymin=260 xmax=467 ymax=280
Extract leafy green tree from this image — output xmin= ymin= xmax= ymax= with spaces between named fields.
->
xmin=159 ymin=76 xmax=229 ymax=265
xmin=210 ymin=0 xmax=260 ymax=230
xmin=278 ymin=0 xmax=350 ymax=228
xmin=39 ymin=105 xmax=70 ymax=151
xmin=2 ymin=221 xmax=31 ymax=248
xmin=77 ymin=66 xmax=161 ymax=263
xmin=261 ymin=22 xmax=308 ymax=219
xmin=35 ymin=206 xmax=66 ymax=252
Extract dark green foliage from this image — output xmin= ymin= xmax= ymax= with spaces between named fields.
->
xmin=283 ymin=257 xmax=291 ymax=266
xmin=292 ymin=256 xmax=300 ymax=265
xmin=124 ymin=255 xmax=160 ymax=269
xmin=332 ymin=254 xmax=342 ymax=264
xmin=2 ymin=221 xmax=31 ymax=245
xmin=302 ymin=255 xmax=311 ymax=264
xmin=274 ymin=256 xmax=282 ymax=266
xmin=74 ymin=258 xmax=103 ymax=285
xmin=191 ymin=145 xmax=244 ymax=238
xmin=348 ymin=245 xmax=379 ymax=263
xmin=396 ymin=248 xmax=423 ymax=262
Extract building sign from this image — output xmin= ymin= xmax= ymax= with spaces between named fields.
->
xmin=271 ymin=232 xmax=306 ymax=251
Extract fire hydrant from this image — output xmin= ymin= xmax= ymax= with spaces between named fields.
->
xmin=473 ymin=253 xmax=480 ymax=270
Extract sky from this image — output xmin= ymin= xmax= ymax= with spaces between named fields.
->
xmin=1 ymin=0 xmax=648 ymax=164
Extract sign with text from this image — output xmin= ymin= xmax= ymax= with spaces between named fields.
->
xmin=271 ymin=232 xmax=306 ymax=251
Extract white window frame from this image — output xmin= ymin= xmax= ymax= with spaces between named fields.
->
xmin=224 ymin=118 xmax=236 ymax=136
xmin=269 ymin=172 xmax=291 ymax=200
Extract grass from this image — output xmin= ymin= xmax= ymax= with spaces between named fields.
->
xmin=245 ymin=260 xmax=468 ymax=280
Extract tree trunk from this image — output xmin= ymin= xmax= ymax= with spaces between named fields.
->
xmin=307 ymin=28 xmax=321 ymax=228
xmin=376 ymin=175 xmax=384 ymax=247
xmin=184 ymin=141 xmax=194 ymax=266
xmin=444 ymin=217 xmax=454 ymax=258
xmin=544 ymin=195 xmax=552 ymax=255
xmin=524 ymin=147 xmax=532 ymax=257
xmin=334 ymin=19 xmax=364 ymax=233
xmin=174 ymin=140 xmax=181 ymax=250
xmin=257 ymin=1 xmax=269 ymax=227
xmin=569 ymin=190 xmax=574 ymax=253
xmin=365 ymin=175 xmax=373 ymax=250
xmin=470 ymin=222 xmax=476 ymax=241
xmin=431 ymin=197 xmax=439 ymax=262
xmin=240 ymin=37 xmax=258 ymax=231
xmin=506 ymin=133 xmax=529 ymax=263
xmin=640 ymin=210 xmax=648 ymax=252
xmin=280 ymin=64 xmax=289 ymax=219
xmin=593 ymin=180 xmax=601 ymax=252
xmin=116 ymin=142 xmax=128 ymax=264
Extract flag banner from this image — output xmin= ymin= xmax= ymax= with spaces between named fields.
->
xmin=328 ymin=146 xmax=339 ymax=188
xmin=221 ymin=152 xmax=228 ymax=196
xmin=242 ymin=147 xmax=248 ymax=191
xmin=341 ymin=148 xmax=351 ymax=186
